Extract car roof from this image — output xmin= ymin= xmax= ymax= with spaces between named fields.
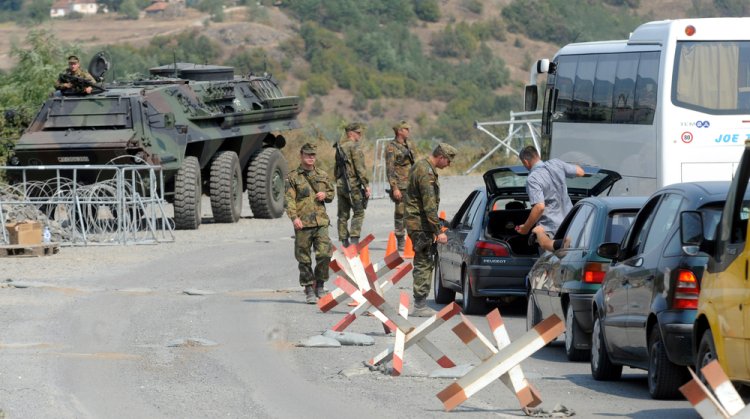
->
xmin=655 ymin=181 xmax=731 ymax=207
xmin=578 ymin=196 xmax=648 ymax=211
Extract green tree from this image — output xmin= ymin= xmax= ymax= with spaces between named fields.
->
xmin=21 ymin=0 xmax=53 ymax=25
xmin=414 ymin=0 xmax=440 ymax=22
xmin=119 ymin=0 xmax=141 ymax=19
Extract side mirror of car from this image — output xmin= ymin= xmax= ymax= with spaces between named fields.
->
xmin=680 ymin=211 xmax=703 ymax=256
xmin=597 ymin=242 xmax=620 ymax=260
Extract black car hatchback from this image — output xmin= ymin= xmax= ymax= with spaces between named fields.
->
xmin=590 ymin=181 xmax=729 ymax=399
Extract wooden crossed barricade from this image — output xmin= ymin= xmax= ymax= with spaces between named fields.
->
xmin=680 ymin=360 xmax=750 ymax=418
xmin=319 ymin=234 xmax=412 ymax=334
xmin=362 ymin=287 xmax=463 ymax=376
xmin=437 ymin=314 xmax=564 ymax=411
xmin=449 ymin=310 xmax=543 ymax=410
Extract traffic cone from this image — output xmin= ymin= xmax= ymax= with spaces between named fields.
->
xmin=403 ymin=235 xmax=415 ymax=259
xmin=439 ymin=210 xmax=446 ymax=220
xmin=385 ymin=231 xmax=397 ymax=255
xmin=359 ymin=242 xmax=370 ymax=266
xmin=439 ymin=210 xmax=448 ymax=232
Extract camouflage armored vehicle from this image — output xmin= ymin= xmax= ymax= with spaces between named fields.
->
xmin=9 ymin=55 xmax=300 ymax=229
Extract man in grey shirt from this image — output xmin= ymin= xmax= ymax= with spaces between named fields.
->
xmin=514 ymin=146 xmax=584 ymax=236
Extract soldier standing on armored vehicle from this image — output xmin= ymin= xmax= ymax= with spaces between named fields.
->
xmin=385 ymin=120 xmax=415 ymax=252
xmin=54 ymin=55 xmax=96 ymax=96
xmin=405 ymin=143 xmax=457 ymax=317
xmin=334 ymin=122 xmax=371 ymax=248
xmin=285 ymin=143 xmax=335 ymax=304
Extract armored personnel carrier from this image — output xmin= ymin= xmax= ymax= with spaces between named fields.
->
xmin=9 ymin=54 xmax=300 ymax=229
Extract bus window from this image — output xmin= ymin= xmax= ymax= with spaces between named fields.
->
xmin=555 ymin=55 xmax=577 ymax=122
xmin=591 ymin=54 xmax=617 ymax=123
xmin=674 ymin=41 xmax=744 ymax=113
xmin=572 ymin=55 xmax=596 ymax=121
xmin=634 ymin=52 xmax=660 ymax=124
xmin=612 ymin=53 xmax=638 ymax=123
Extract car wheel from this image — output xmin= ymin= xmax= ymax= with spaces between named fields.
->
xmin=590 ymin=316 xmax=622 ymax=381
xmin=432 ymin=260 xmax=455 ymax=304
xmin=648 ymin=327 xmax=689 ymax=399
xmin=565 ymin=304 xmax=589 ymax=362
xmin=526 ymin=293 xmax=541 ymax=332
xmin=696 ymin=329 xmax=718 ymax=384
xmin=462 ymin=268 xmax=488 ymax=315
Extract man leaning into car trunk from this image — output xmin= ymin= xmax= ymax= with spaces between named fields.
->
xmin=404 ymin=143 xmax=457 ymax=317
xmin=515 ymin=146 xmax=584 ymax=238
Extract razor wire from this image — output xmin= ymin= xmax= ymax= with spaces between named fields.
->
xmin=0 ymin=164 xmax=174 ymax=246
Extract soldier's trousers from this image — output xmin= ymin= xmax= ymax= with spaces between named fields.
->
xmin=408 ymin=230 xmax=434 ymax=300
xmin=390 ymin=190 xmax=406 ymax=238
xmin=337 ymin=187 xmax=365 ymax=240
xmin=294 ymin=225 xmax=332 ymax=287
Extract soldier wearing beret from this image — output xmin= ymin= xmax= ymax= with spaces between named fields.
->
xmin=55 ymin=55 xmax=96 ymax=96
xmin=285 ymin=143 xmax=336 ymax=304
xmin=404 ymin=142 xmax=457 ymax=316
xmin=385 ymin=120 xmax=415 ymax=251
xmin=334 ymin=122 xmax=371 ymax=247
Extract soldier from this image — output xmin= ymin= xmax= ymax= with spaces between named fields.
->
xmin=385 ymin=120 xmax=415 ymax=251
xmin=334 ymin=122 xmax=371 ymax=247
xmin=285 ymin=143 xmax=336 ymax=304
xmin=404 ymin=142 xmax=457 ymax=317
xmin=55 ymin=55 xmax=96 ymax=96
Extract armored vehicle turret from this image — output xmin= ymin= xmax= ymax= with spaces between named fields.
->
xmin=9 ymin=55 xmax=300 ymax=229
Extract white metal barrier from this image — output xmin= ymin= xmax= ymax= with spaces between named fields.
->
xmin=466 ymin=110 xmax=542 ymax=174
xmin=371 ymin=137 xmax=390 ymax=199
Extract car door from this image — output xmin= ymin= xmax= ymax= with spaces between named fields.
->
xmin=625 ymin=193 xmax=684 ymax=360
xmin=601 ymin=195 xmax=661 ymax=361
xmin=440 ymin=191 xmax=478 ymax=285
xmin=444 ymin=190 xmax=483 ymax=287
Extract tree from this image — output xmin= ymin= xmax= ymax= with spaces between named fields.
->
xmin=21 ymin=0 xmax=53 ymax=25
xmin=119 ymin=0 xmax=140 ymax=19
xmin=414 ymin=0 xmax=440 ymax=22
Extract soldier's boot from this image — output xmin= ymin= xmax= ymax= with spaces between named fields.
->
xmin=304 ymin=285 xmax=318 ymax=304
xmin=341 ymin=238 xmax=350 ymax=248
xmin=396 ymin=235 xmax=405 ymax=252
xmin=315 ymin=280 xmax=328 ymax=298
xmin=350 ymin=236 xmax=359 ymax=246
xmin=411 ymin=297 xmax=436 ymax=317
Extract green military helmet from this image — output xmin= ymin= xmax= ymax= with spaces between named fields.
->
xmin=344 ymin=122 xmax=365 ymax=133
xmin=435 ymin=143 xmax=458 ymax=162
xmin=301 ymin=143 xmax=317 ymax=154
xmin=392 ymin=120 xmax=410 ymax=131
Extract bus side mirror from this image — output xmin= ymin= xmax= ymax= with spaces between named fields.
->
xmin=524 ymin=85 xmax=538 ymax=112
xmin=680 ymin=211 xmax=704 ymax=255
xmin=537 ymin=59 xmax=550 ymax=74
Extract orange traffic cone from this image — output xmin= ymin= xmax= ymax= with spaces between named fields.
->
xmin=439 ymin=210 xmax=448 ymax=232
xmin=403 ymin=235 xmax=415 ymax=259
xmin=385 ymin=231 xmax=397 ymax=255
xmin=359 ymin=242 xmax=370 ymax=266
xmin=439 ymin=210 xmax=446 ymax=220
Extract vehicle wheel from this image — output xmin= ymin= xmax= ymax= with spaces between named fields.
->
xmin=174 ymin=156 xmax=202 ymax=230
xmin=209 ymin=151 xmax=243 ymax=223
xmin=565 ymin=304 xmax=589 ymax=362
xmin=432 ymin=260 xmax=455 ymax=304
xmin=696 ymin=329 xmax=718 ymax=384
xmin=590 ymin=316 xmax=622 ymax=381
xmin=247 ymin=148 xmax=288 ymax=219
xmin=462 ymin=269 xmax=488 ymax=315
xmin=648 ymin=327 xmax=688 ymax=399
xmin=526 ymin=292 xmax=542 ymax=331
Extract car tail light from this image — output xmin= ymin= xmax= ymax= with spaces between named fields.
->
xmin=673 ymin=269 xmax=700 ymax=309
xmin=583 ymin=262 xmax=607 ymax=284
xmin=475 ymin=240 xmax=509 ymax=257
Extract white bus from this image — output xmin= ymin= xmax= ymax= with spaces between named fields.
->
xmin=525 ymin=18 xmax=749 ymax=196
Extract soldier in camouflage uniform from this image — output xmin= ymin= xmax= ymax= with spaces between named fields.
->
xmin=385 ymin=120 xmax=415 ymax=251
xmin=335 ymin=122 xmax=371 ymax=247
xmin=55 ymin=55 xmax=97 ymax=96
xmin=404 ymin=142 xmax=457 ymax=317
xmin=285 ymin=143 xmax=336 ymax=304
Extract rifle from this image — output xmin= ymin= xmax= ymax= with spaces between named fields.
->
xmin=334 ymin=142 xmax=368 ymax=210
xmin=58 ymin=73 xmax=105 ymax=94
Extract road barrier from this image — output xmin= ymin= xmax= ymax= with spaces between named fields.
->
xmin=680 ymin=360 xmax=750 ymax=418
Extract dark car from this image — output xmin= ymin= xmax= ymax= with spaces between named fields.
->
xmin=433 ymin=165 xmax=620 ymax=314
xmin=527 ymin=196 xmax=646 ymax=361
xmin=590 ymin=181 xmax=729 ymax=399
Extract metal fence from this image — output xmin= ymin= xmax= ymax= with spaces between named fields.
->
xmin=466 ymin=110 xmax=542 ymax=174
xmin=0 ymin=164 xmax=174 ymax=246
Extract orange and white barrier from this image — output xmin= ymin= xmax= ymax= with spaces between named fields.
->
xmin=392 ymin=292 xmax=410 ymax=376
xmin=363 ymin=289 xmax=462 ymax=369
xmin=437 ymin=315 xmax=564 ymax=411
xmin=680 ymin=360 xmax=750 ymax=418
xmin=451 ymin=310 xmax=542 ymax=409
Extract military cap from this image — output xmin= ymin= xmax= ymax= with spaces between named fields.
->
xmin=392 ymin=120 xmax=411 ymax=131
xmin=435 ymin=142 xmax=458 ymax=162
xmin=300 ymin=143 xmax=317 ymax=154
xmin=344 ymin=122 xmax=365 ymax=133
xmin=67 ymin=55 xmax=80 ymax=64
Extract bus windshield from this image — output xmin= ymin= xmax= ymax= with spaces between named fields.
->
xmin=673 ymin=41 xmax=750 ymax=114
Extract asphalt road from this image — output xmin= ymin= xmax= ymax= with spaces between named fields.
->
xmin=0 ymin=175 xmax=697 ymax=418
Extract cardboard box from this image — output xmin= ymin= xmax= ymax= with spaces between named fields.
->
xmin=5 ymin=221 xmax=42 ymax=245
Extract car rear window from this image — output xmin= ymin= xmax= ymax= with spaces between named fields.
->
xmin=605 ymin=211 xmax=637 ymax=243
